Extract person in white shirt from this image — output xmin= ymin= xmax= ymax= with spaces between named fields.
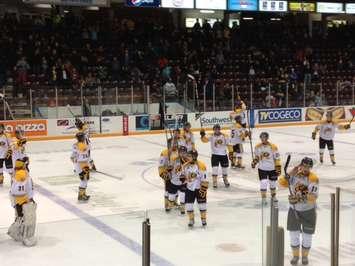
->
xmin=0 ymin=123 xmax=13 ymax=184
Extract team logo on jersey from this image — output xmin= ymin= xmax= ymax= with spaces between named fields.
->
xmin=187 ymin=172 xmax=197 ymax=181
xmin=295 ymin=183 xmax=308 ymax=200
xmin=261 ymin=152 xmax=270 ymax=159
xmin=216 ymin=139 xmax=224 ymax=145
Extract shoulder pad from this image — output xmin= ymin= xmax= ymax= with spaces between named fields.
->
xmin=255 ymin=143 xmax=263 ymax=148
xmin=308 ymin=172 xmax=319 ymax=183
xmin=197 ymin=161 xmax=207 ymax=171
xmin=160 ymin=149 xmax=169 ymax=157
xmin=270 ymin=143 xmax=278 ymax=151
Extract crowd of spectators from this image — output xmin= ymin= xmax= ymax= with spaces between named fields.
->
xmin=0 ymin=10 xmax=355 ymax=109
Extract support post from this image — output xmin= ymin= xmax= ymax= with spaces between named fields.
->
xmin=142 ymin=217 xmax=151 ymax=266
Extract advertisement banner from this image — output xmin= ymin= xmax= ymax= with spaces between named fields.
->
xmin=4 ymin=119 xmax=47 ymax=136
xmin=258 ymin=108 xmax=302 ymax=124
xmin=346 ymin=3 xmax=355 ymax=14
xmin=52 ymin=117 xmax=99 ymax=136
xmin=161 ymin=0 xmax=194 ymax=8
xmin=126 ymin=0 xmax=160 ymax=7
xmin=195 ymin=112 xmax=233 ymax=128
xmin=259 ymin=0 xmax=287 ymax=11
xmin=165 ymin=114 xmax=188 ymax=129
xmin=135 ymin=115 xmax=150 ymax=130
xmin=195 ymin=0 xmax=226 ymax=10
xmin=289 ymin=2 xmax=315 ymax=12
xmin=229 ymin=0 xmax=258 ymax=11
xmin=23 ymin=0 xmax=110 ymax=7
xmin=305 ymin=106 xmax=345 ymax=121
xmin=317 ymin=2 xmax=344 ymax=13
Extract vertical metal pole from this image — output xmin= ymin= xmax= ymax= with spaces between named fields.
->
xmin=286 ymin=83 xmax=289 ymax=108
xmin=232 ymin=84 xmax=235 ymax=110
xmin=142 ymin=217 xmax=151 ymax=266
xmin=115 ymin=86 xmax=118 ymax=106
xmin=331 ymin=193 xmax=336 ymax=266
xmin=212 ymin=82 xmax=216 ymax=111
xmin=352 ymin=82 xmax=355 ymax=105
xmin=183 ymin=86 xmax=187 ymax=114
xmin=193 ymin=81 xmax=196 ymax=111
xmin=147 ymin=85 xmax=150 ymax=115
xmin=268 ymin=83 xmax=271 ymax=107
xmin=163 ymin=83 xmax=166 ymax=116
xmin=130 ymin=84 xmax=134 ymax=115
xmin=203 ymin=82 xmax=206 ymax=112
xmin=303 ymin=81 xmax=306 ymax=107
xmin=55 ymin=87 xmax=58 ymax=118
xmin=29 ymin=88 xmax=33 ymax=118
xmin=2 ymin=87 xmax=5 ymax=120
xmin=270 ymin=199 xmax=279 ymax=266
xmin=336 ymin=81 xmax=339 ymax=106
xmin=80 ymin=83 xmax=84 ymax=116
xmin=335 ymin=187 xmax=340 ymax=266
xmin=250 ymin=82 xmax=253 ymax=109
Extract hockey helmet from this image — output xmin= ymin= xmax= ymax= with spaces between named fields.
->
xmin=178 ymin=145 xmax=187 ymax=156
xmin=301 ymin=157 xmax=313 ymax=168
xmin=75 ymin=118 xmax=84 ymax=129
xmin=183 ymin=122 xmax=191 ymax=130
xmin=213 ymin=124 xmax=221 ymax=131
xmin=0 ymin=123 xmax=5 ymax=132
xmin=234 ymin=115 xmax=242 ymax=123
xmin=76 ymin=132 xmax=86 ymax=142
xmin=259 ymin=132 xmax=269 ymax=140
xmin=188 ymin=150 xmax=198 ymax=161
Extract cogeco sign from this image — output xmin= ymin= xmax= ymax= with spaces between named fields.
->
xmin=258 ymin=108 xmax=302 ymax=124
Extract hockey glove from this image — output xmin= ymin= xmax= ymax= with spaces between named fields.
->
xmin=200 ymin=130 xmax=206 ymax=138
xmin=251 ymin=158 xmax=258 ymax=169
xmin=160 ymin=171 xmax=170 ymax=182
xmin=167 ymin=165 xmax=174 ymax=172
xmin=288 ymin=195 xmax=298 ymax=205
xmin=199 ymin=181 xmax=208 ymax=199
xmin=179 ymin=175 xmax=186 ymax=183
xmin=6 ymin=149 xmax=12 ymax=159
xmin=344 ymin=124 xmax=351 ymax=130
xmin=275 ymin=165 xmax=282 ymax=176
xmin=228 ymin=152 xmax=234 ymax=161
xmin=311 ymin=131 xmax=316 ymax=140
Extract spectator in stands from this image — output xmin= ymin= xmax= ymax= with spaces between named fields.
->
xmin=14 ymin=57 xmax=30 ymax=96
xmin=163 ymin=78 xmax=178 ymax=99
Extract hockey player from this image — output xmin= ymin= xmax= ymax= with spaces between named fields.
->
xmin=0 ymin=123 xmax=13 ymax=184
xmin=71 ymin=132 xmax=91 ymax=201
xmin=230 ymin=96 xmax=247 ymax=128
xmin=75 ymin=118 xmax=96 ymax=170
xmin=312 ymin=112 xmax=350 ymax=165
xmin=8 ymin=159 xmax=37 ymax=246
xmin=182 ymin=150 xmax=208 ymax=227
xmin=229 ymin=115 xmax=249 ymax=169
xmin=200 ymin=124 xmax=233 ymax=188
xmin=181 ymin=122 xmax=195 ymax=152
xmin=251 ymin=132 xmax=281 ymax=199
xmin=158 ymin=138 xmax=179 ymax=212
xmin=167 ymin=145 xmax=188 ymax=214
xmin=279 ymin=157 xmax=318 ymax=265
xmin=12 ymin=128 xmax=29 ymax=171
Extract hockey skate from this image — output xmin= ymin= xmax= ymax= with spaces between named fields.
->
xmin=302 ymin=256 xmax=308 ymax=265
xmin=223 ymin=176 xmax=230 ymax=188
xmin=78 ymin=188 xmax=90 ymax=202
xmin=290 ymin=256 xmax=299 ymax=265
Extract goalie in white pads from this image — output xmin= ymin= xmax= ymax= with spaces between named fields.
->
xmin=71 ymin=132 xmax=91 ymax=201
xmin=8 ymin=159 xmax=37 ymax=246
xmin=182 ymin=150 xmax=208 ymax=227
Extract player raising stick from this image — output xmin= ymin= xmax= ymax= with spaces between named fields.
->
xmin=229 ymin=115 xmax=249 ymax=169
xmin=251 ymin=132 xmax=281 ymax=199
xmin=279 ymin=157 xmax=318 ymax=265
xmin=312 ymin=112 xmax=350 ymax=165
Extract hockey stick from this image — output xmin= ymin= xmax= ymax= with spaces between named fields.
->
xmin=92 ymin=170 xmax=123 ymax=180
xmin=246 ymin=109 xmax=254 ymax=159
xmin=66 ymin=104 xmax=76 ymax=117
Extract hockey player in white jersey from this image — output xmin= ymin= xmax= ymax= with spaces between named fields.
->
xmin=0 ymin=123 xmax=13 ymax=184
xmin=251 ymin=132 xmax=281 ymax=199
xmin=229 ymin=115 xmax=249 ymax=169
xmin=12 ymin=128 xmax=29 ymax=171
xmin=181 ymin=150 xmax=208 ymax=227
xmin=75 ymin=118 xmax=96 ymax=170
xmin=71 ymin=132 xmax=92 ymax=201
xmin=312 ymin=112 xmax=350 ymax=165
xmin=279 ymin=157 xmax=319 ymax=265
xmin=200 ymin=124 xmax=233 ymax=188
xmin=8 ymin=159 xmax=37 ymax=246
xmin=181 ymin=122 xmax=195 ymax=152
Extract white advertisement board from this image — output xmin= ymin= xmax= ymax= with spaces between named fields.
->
xmin=259 ymin=0 xmax=288 ymax=12
xmin=23 ymin=0 xmax=110 ymax=7
xmin=195 ymin=0 xmax=226 ymax=10
xmin=316 ymin=2 xmax=344 ymax=13
xmin=345 ymin=3 xmax=355 ymax=14
xmin=161 ymin=0 xmax=194 ymax=8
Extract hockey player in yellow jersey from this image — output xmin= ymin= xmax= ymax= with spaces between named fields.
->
xmin=158 ymin=137 xmax=179 ymax=211
xmin=229 ymin=115 xmax=250 ymax=169
xmin=12 ymin=128 xmax=29 ymax=171
xmin=200 ymin=124 xmax=233 ymax=188
xmin=8 ymin=159 xmax=37 ymax=246
xmin=0 ymin=123 xmax=13 ymax=184
xmin=181 ymin=150 xmax=208 ymax=227
xmin=71 ymin=132 xmax=91 ymax=201
xmin=251 ymin=132 xmax=281 ymax=199
xmin=75 ymin=118 xmax=96 ymax=170
xmin=181 ymin=122 xmax=195 ymax=152
xmin=312 ymin=112 xmax=350 ymax=165
xmin=279 ymin=157 xmax=319 ymax=265
xmin=230 ymin=96 xmax=247 ymax=128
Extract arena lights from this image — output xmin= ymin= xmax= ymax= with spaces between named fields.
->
xmin=34 ymin=4 xmax=52 ymax=8
xmin=200 ymin=9 xmax=215 ymax=13
xmin=242 ymin=17 xmax=254 ymax=20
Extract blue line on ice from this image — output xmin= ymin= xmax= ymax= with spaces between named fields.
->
xmin=36 ymin=185 xmax=174 ymax=266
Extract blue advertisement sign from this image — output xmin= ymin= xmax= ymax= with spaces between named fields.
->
xmin=258 ymin=108 xmax=302 ymax=124
xmin=228 ymin=0 xmax=258 ymax=11
xmin=136 ymin=115 xmax=150 ymax=130
xmin=126 ymin=0 xmax=160 ymax=7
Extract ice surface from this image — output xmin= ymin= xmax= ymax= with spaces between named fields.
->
xmin=0 ymin=125 xmax=355 ymax=266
